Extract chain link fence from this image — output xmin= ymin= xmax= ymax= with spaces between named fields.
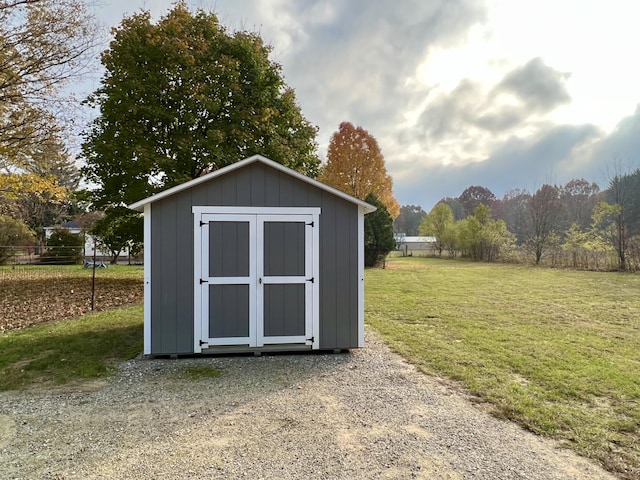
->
xmin=0 ymin=246 xmax=144 ymax=332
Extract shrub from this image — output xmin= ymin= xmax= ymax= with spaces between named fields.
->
xmin=0 ymin=215 xmax=35 ymax=264
xmin=42 ymin=228 xmax=84 ymax=264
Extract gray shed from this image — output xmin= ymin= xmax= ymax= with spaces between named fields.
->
xmin=129 ymin=155 xmax=376 ymax=356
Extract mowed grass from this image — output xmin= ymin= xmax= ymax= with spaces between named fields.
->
xmin=0 ymin=304 xmax=143 ymax=391
xmin=0 ymin=263 xmax=144 ymax=281
xmin=366 ymin=257 xmax=640 ymax=479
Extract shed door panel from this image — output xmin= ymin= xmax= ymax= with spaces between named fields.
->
xmin=209 ymin=284 xmax=249 ymax=338
xmin=201 ymin=215 xmax=256 ymax=346
xmin=263 ymin=222 xmax=305 ymax=276
xmin=209 ymin=221 xmax=249 ymax=277
xmin=263 ymin=284 xmax=305 ymax=336
xmin=258 ymin=216 xmax=313 ymax=346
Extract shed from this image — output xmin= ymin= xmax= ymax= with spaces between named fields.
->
xmin=129 ymin=154 xmax=376 ymax=356
xmin=394 ymin=235 xmax=437 ymax=256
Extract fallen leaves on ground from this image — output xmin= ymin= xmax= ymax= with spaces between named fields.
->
xmin=0 ymin=278 xmax=144 ymax=332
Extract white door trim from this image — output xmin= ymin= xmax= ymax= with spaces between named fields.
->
xmin=357 ymin=206 xmax=366 ymax=348
xmin=193 ymin=206 xmax=321 ymax=216
xmin=193 ymin=206 xmax=320 ymax=352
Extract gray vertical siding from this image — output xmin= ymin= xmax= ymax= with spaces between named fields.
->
xmin=175 ymin=193 xmax=195 ymax=353
xmin=151 ymin=193 xmax=189 ymax=354
xmin=149 ymin=161 xmax=360 ymax=354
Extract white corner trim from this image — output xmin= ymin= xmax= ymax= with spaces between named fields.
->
xmin=143 ymin=204 xmax=152 ymax=355
xmin=357 ymin=206 xmax=365 ymax=348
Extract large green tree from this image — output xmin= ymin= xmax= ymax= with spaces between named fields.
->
xmin=90 ymin=207 xmax=143 ymax=264
xmin=456 ymin=204 xmax=513 ymax=261
xmin=419 ymin=203 xmax=454 ymax=256
xmin=436 ymin=197 xmax=464 ymax=220
xmin=81 ymin=2 xmax=319 ymax=209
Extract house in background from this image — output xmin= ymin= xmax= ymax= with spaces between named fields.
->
xmin=43 ymin=221 xmax=126 ymax=261
xmin=394 ymin=234 xmax=437 ymax=256
xmin=129 ymin=154 xmax=376 ymax=356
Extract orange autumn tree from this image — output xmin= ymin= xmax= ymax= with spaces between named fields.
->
xmin=319 ymin=121 xmax=400 ymax=218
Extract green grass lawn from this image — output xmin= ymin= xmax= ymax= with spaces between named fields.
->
xmin=0 ymin=263 xmax=144 ymax=281
xmin=0 ymin=304 xmax=143 ymax=391
xmin=2 ymin=258 xmax=637 ymax=476
xmin=366 ymin=257 xmax=640 ymax=479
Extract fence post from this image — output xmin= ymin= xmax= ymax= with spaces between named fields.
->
xmin=91 ymin=238 xmax=97 ymax=311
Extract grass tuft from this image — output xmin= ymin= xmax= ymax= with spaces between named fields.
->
xmin=180 ymin=365 xmax=223 ymax=381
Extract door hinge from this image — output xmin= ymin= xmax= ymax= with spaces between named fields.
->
xmin=306 ymin=277 xmax=315 ymax=283
xmin=200 ymin=278 xmax=208 ymax=284
xmin=199 ymin=340 xmax=208 ymax=347
xmin=306 ymin=221 xmax=314 ymax=227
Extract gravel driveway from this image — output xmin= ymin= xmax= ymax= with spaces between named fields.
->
xmin=0 ymin=330 xmax=616 ymax=479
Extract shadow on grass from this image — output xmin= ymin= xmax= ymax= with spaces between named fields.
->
xmin=0 ymin=306 xmax=143 ymax=391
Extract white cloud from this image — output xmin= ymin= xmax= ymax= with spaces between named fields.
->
xmin=89 ymin=0 xmax=640 ymax=210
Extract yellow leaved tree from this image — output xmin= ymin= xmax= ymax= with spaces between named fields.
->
xmin=319 ymin=122 xmax=399 ymax=219
xmin=0 ymin=173 xmax=68 ymax=244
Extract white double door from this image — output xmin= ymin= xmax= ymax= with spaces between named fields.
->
xmin=194 ymin=208 xmax=319 ymax=351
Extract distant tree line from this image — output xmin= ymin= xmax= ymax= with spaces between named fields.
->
xmin=395 ymin=171 xmax=640 ymax=271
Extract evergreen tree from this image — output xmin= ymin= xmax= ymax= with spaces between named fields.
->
xmin=364 ymin=193 xmax=396 ymax=267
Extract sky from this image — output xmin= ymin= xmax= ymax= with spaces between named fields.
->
xmin=89 ymin=0 xmax=640 ymax=210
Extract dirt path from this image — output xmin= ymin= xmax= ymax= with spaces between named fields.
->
xmin=0 ymin=331 xmax=617 ymax=479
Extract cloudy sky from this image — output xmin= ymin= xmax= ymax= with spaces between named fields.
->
xmin=91 ymin=0 xmax=640 ymax=210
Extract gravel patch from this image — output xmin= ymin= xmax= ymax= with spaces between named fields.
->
xmin=0 ymin=330 xmax=616 ymax=479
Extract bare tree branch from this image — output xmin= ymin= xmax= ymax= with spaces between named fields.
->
xmin=0 ymin=0 xmax=102 ymax=168
xmin=0 ymin=0 xmax=41 ymax=11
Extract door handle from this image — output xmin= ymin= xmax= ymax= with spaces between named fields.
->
xmin=259 ymin=277 xmax=262 ymax=284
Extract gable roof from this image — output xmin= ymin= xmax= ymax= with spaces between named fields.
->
xmin=128 ymin=154 xmax=377 ymax=213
